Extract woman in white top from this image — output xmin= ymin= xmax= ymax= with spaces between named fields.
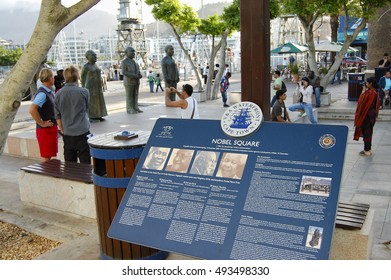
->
xmin=288 ymin=77 xmax=317 ymax=123
xmin=165 ymin=84 xmax=200 ymax=119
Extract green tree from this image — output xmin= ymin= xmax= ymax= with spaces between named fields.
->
xmin=0 ymin=0 xmax=101 ymax=155
xmin=282 ymin=0 xmax=391 ymax=89
xmin=0 ymin=47 xmax=23 ymax=66
xmin=145 ymin=0 xmax=202 ymax=90
xmin=199 ymin=0 xmax=280 ymax=100
xmin=198 ymin=14 xmax=230 ymax=100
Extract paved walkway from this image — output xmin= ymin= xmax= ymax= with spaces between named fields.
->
xmin=0 ymin=74 xmax=390 ymax=259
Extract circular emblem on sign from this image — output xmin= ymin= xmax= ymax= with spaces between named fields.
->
xmin=319 ymin=134 xmax=336 ymax=149
xmin=221 ymin=102 xmax=263 ymax=138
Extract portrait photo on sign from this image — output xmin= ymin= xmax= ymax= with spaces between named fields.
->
xmin=165 ymin=148 xmax=194 ymax=173
xmin=305 ymin=226 xmax=323 ymax=249
xmin=299 ymin=175 xmax=331 ymax=197
xmin=216 ymin=152 xmax=248 ymax=179
xmin=189 ymin=151 xmax=220 ymax=176
xmin=142 ymin=146 xmax=170 ymax=170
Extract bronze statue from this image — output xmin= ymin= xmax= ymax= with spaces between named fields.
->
xmin=161 ymin=45 xmax=179 ymax=101
xmin=121 ymin=46 xmax=143 ymax=114
xmin=81 ymin=50 xmax=107 ymax=121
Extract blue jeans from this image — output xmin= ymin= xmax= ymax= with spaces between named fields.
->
xmin=289 ymin=103 xmax=317 ymax=124
xmin=331 ymin=70 xmax=341 ymax=84
xmin=156 ymin=84 xmax=164 ymax=92
xmin=149 ymin=81 xmax=154 ymax=92
xmin=314 ymin=87 xmax=321 ymax=107
xmin=221 ymin=90 xmax=228 ymax=104
xmin=378 ymin=89 xmax=386 ymax=107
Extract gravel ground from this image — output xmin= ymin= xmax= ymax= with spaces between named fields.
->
xmin=0 ymin=221 xmax=61 ymax=260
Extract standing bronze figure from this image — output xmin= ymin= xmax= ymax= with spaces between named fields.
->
xmin=81 ymin=50 xmax=107 ymax=121
xmin=161 ymin=45 xmax=179 ymax=101
xmin=121 ymin=46 xmax=143 ymax=114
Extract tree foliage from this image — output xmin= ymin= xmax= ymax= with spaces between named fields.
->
xmin=197 ymin=0 xmax=241 ymax=99
xmin=0 ymin=47 xmax=23 ymax=66
xmin=145 ymin=0 xmax=203 ymax=89
xmin=282 ymin=0 xmax=391 ymax=88
xmin=0 ymin=0 xmax=100 ymax=154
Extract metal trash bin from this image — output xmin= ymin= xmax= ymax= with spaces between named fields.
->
xmin=88 ymin=131 xmax=168 ymax=260
xmin=348 ymin=73 xmax=365 ymax=101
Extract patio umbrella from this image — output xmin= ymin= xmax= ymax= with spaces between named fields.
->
xmin=336 ymin=42 xmax=359 ymax=54
xmin=271 ymin=42 xmax=308 ymax=54
xmin=315 ymin=41 xmax=358 ymax=53
xmin=315 ymin=41 xmax=341 ymax=52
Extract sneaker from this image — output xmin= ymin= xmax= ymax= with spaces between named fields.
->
xmin=359 ymin=150 xmax=372 ymax=156
xmin=223 ymin=104 xmax=230 ymax=107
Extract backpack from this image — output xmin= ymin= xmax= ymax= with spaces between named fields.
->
xmin=281 ymin=80 xmax=287 ymax=91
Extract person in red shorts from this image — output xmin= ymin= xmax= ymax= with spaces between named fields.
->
xmin=29 ymin=68 xmax=58 ymax=162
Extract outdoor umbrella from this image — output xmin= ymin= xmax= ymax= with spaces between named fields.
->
xmin=315 ymin=41 xmax=358 ymax=53
xmin=271 ymin=42 xmax=308 ymax=54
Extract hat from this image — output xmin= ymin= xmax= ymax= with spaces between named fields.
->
xmin=57 ymin=66 xmax=64 ymax=72
xmin=301 ymin=77 xmax=310 ymax=83
xmin=182 ymin=84 xmax=193 ymax=96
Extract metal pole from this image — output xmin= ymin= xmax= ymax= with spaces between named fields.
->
xmin=73 ymin=21 xmax=78 ymax=66
xmin=157 ymin=21 xmax=160 ymax=61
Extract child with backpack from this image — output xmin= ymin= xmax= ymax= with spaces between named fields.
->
xmin=147 ymin=71 xmax=154 ymax=93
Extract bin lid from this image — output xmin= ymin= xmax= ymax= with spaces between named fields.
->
xmin=88 ymin=130 xmax=150 ymax=149
xmin=348 ymin=73 xmax=365 ymax=80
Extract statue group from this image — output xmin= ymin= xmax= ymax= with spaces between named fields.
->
xmin=81 ymin=45 xmax=179 ymax=116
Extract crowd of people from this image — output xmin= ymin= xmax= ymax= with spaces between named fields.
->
xmin=269 ymin=52 xmax=390 ymax=157
xmin=29 ymin=45 xmax=387 ymax=164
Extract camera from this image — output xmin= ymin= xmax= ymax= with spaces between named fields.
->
xmin=360 ymin=82 xmax=366 ymax=86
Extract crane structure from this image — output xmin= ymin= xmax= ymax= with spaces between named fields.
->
xmin=276 ymin=15 xmax=305 ymax=47
xmin=117 ymin=0 xmax=147 ymax=67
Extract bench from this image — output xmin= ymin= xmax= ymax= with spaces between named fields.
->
xmin=19 ymin=159 xmax=96 ymax=219
xmin=331 ymin=202 xmax=373 ymax=259
xmin=311 ymin=91 xmax=331 ymax=106
xmin=336 ymin=202 xmax=369 ymax=230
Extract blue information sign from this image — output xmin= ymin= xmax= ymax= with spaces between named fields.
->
xmin=108 ymin=118 xmax=348 ymax=260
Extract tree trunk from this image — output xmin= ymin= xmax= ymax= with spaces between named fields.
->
xmin=170 ymin=25 xmax=203 ymax=91
xmin=329 ymin=14 xmax=339 ymax=64
xmin=367 ymin=5 xmax=391 ymax=69
xmin=0 ymin=0 xmax=100 ymax=154
xmin=205 ymin=35 xmax=223 ymax=100
xmin=211 ymin=30 xmax=229 ymax=100
xmin=299 ymin=10 xmax=367 ymax=91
